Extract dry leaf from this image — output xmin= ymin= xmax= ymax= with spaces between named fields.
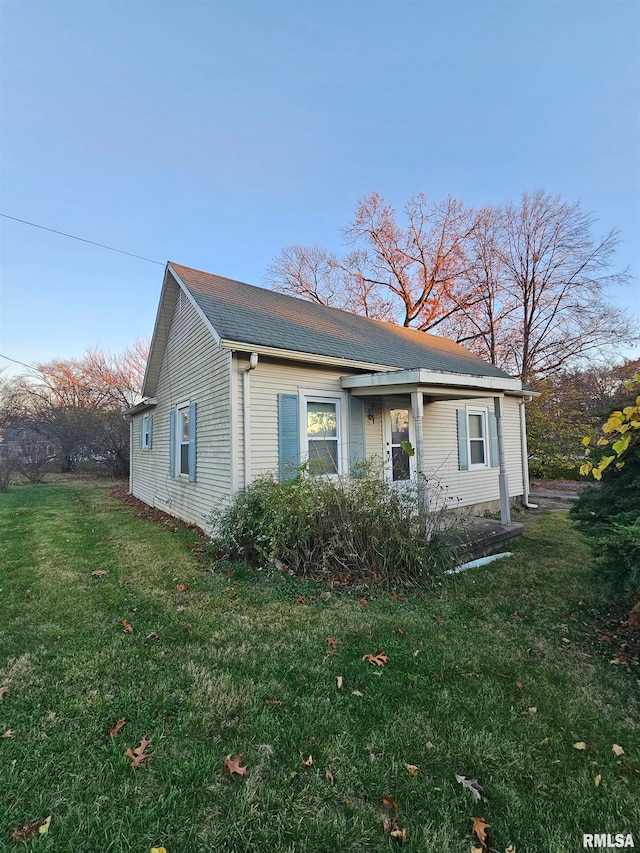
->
xmin=612 ymin=744 xmax=625 ymax=756
xmin=336 ymin=676 xmax=343 ymax=690
xmin=224 ymin=753 xmax=247 ymax=777
xmin=39 ymin=816 xmax=51 ymax=836
xmin=151 ymin=848 xmax=167 ymax=853
xmin=325 ymin=769 xmax=334 ymax=785
xmin=0 ymin=685 xmax=9 ymax=700
xmin=515 ymin=681 xmax=523 ymax=690
xmin=358 ymin=598 xmax=368 ymax=607
xmin=404 ymin=763 xmax=420 ymax=775
xmin=390 ymin=827 xmax=408 ymax=842
xmin=528 ymin=707 xmax=537 ymax=715
xmin=125 ymin=737 xmax=154 ymax=767
xmin=302 ymin=754 xmax=313 ymax=767
xmin=2 ymin=729 xmax=14 ymax=738
xmin=573 ymin=741 xmax=587 ymax=750
xmin=413 ymin=650 xmax=420 ymax=657
xmin=464 ymin=672 xmax=481 ymax=678
xmin=455 ymin=774 xmax=487 ymax=803
xmin=351 ymin=690 xmax=363 ymax=697
xmin=109 ymin=718 xmax=126 ymax=737
xmin=495 ymin=669 xmax=509 ymax=679
xmin=362 ymin=652 xmax=389 ymax=666
xmin=505 ymin=846 xmax=516 ymax=853
xmin=326 ymin=637 xmax=337 ymax=647
xmin=295 ymin=595 xmax=306 ymax=604
xmin=594 ymin=774 xmax=602 ymax=786
xmin=432 ymin=615 xmax=445 ymax=623
xmin=610 ymin=655 xmax=631 ymax=667
xmin=11 ymin=816 xmax=51 ymax=842
xmin=121 ymin=619 xmax=134 ymax=633
xmin=381 ymin=796 xmax=399 ymax=810
xmin=265 ymin=699 xmax=283 ymax=706
xmin=470 ymin=815 xmax=490 ymax=851
xmin=176 ymin=583 xmax=188 ymax=592
xmin=472 ymin=847 xmax=484 ymax=853
xmin=91 ymin=570 xmax=108 ymax=577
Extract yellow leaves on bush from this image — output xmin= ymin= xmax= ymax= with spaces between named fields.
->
xmin=581 ymin=376 xmax=640 ymax=478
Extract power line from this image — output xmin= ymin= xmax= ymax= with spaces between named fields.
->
xmin=0 ymin=213 xmax=165 ymax=266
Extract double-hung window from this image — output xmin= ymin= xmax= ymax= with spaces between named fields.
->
xmin=305 ymin=397 xmax=340 ymax=475
xmin=467 ymin=409 xmax=488 ymax=468
xmin=178 ymin=403 xmax=190 ymax=477
xmin=170 ymin=401 xmax=196 ymax=481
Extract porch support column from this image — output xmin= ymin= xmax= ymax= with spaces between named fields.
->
xmin=494 ymin=396 xmax=511 ymax=524
xmin=411 ymin=390 xmax=429 ymax=521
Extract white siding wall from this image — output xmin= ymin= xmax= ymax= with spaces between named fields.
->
xmin=131 ymin=291 xmax=232 ymax=530
xmin=422 ymin=396 xmax=524 ymax=510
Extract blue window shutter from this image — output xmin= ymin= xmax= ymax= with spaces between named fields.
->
xmin=488 ymin=412 xmax=499 ymax=468
xmin=456 ymin=409 xmax=469 ymax=471
xmin=278 ymin=393 xmax=300 ymax=482
xmin=348 ymin=396 xmax=366 ymax=477
xmin=148 ymin=414 xmax=153 ymax=449
xmin=168 ymin=411 xmax=175 ymax=477
xmin=188 ymin=402 xmax=197 ymax=482
xmin=138 ymin=418 xmax=143 ymax=450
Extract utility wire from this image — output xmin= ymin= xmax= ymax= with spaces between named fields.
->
xmin=0 ymin=213 xmax=165 ymax=266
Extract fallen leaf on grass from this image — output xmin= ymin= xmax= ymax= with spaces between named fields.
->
xmin=224 ymin=753 xmax=247 ymax=777
xmin=151 ymin=848 xmax=167 ymax=853
xmin=265 ymin=700 xmax=283 ymax=707
xmin=594 ymin=774 xmax=602 ymax=786
xmin=505 ymin=846 xmax=516 ymax=853
xmin=91 ymin=570 xmax=108 ymax=578
xmin=362 ymin=652 xmax=389 ymax=666
xmin=358 ymin=598 xmax=368 ymax=607
xmin=515 ymin=681 xmax=523 ymax=690
xmin=109 ymin=718 xmax=126 ymax=737
xmin=121 ymin=619 xmax=134 ymax=633
xmin=573 ymin=741 xmax=587 ymax=751
xmin=125 ymin=737 xmax=154 ymax=768
xmin=2 ymin=730 xmax=14 ymax=738
xmin=301 ymin=754 xmax=313 ymax=767
xmin=175 ymin=583 xmax=188 ymax=592
xmin=325 ymin=770 xmax=334 ymax=785
xmin=404 ymin=763 xmax=420 ymax=775
xmin=464 ymin=672 xmax=481 ymax=678
xmin=295 ymin=595 xmax=306 ymax=604
xmin=381 ymin=796 xmax=399 ymax=810
xmin=326 ymin=637 xmax=337 ymax=647
xmin=495 ymin=669 xmax=510 ymax=679
xmin=390 ymin=827 xmax=408 ymax=842
xmin=432 ymin=615 xmax=445 ymax=623
xmin=455 ymin=774 xmax=487 ymax=803
xmin=528 ymin=707 xmax=537 ymax=715
xmin=612 ymin=744 xmax=625 ymax=756
xmin=351 ymin=690 xmax=364 ymax=697
xmin=470 ymin=816 xmax=490 ymax=851
xmin=336 ymin=676 xmax=343 ymax=689
xmin=11 ymin=816 xmax=52 ymax=842
xmin=610 ymin=655 xmax=631 ymax=667
xmin=0 ymin=685 xmax=9 ymax=700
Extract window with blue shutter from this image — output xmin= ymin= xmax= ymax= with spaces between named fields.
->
xmin=278 ymin=393 xmax=300 ymax=482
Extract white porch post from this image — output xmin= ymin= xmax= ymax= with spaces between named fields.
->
xmin=494 ymin=396 xmax=511 ymax=524
xmin=411 ymin=391 xmax=429 ymax=518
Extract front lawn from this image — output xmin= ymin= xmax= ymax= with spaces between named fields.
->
xmin=0 ymin=480 xmax=638 ymax=852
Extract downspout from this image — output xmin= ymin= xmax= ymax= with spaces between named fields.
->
xmin=128 ymin=417 xmax=133 ymax=495
xmin=242 ymin=353 xmax=258 ymax=488
xmin=519 ymin=396 xmax=537 ymax=508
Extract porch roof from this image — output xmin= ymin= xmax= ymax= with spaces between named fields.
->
xmin=341 ymin=368 xmax=530 ymax=399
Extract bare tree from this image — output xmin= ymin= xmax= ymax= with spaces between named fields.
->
xmin=268 ymin=190 xmax=636 ymax=382
xmin=268 ymin=192 xmax=479 ymax=331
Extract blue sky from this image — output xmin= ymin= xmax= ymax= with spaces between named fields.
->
xmin=1 ymin=0 xmax=638 ymax=375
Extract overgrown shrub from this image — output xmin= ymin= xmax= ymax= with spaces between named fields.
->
xmin=0 ymin=454 xmax=15 ymax=493
xmin=211 ymin=471 xmax=457 ymax=589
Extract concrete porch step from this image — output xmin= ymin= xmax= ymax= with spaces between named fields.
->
xmin=448 ymin=516 xmax=525 ymax=562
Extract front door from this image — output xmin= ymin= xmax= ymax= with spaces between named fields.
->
xmin=384 ymin=402 xmax=415 ymax=486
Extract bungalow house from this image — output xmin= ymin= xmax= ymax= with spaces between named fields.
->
xmin=127 ymin=262 xmax=535 ymax=533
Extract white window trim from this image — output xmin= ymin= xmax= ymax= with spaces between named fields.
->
xmin=467 ymin=407 xmax=489 ymax=470
xmin=176 ymin=401 xmax=191 ymax=478
xmin=142 ymin=414 xmax=152 ymax=450
xmin=298 ymin=388 xmax=347 ymax=477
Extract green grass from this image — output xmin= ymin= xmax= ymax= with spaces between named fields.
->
xmin=0 ymin=480 xmax=638 ymax=852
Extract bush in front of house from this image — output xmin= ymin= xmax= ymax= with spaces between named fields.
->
xmin=210 ymin=470 xmax=457 ymax=589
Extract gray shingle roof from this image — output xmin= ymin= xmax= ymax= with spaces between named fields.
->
xmin=170 ymin=262 xmax=517 ymax=381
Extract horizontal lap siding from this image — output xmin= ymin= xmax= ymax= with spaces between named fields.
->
xmin=131 ymin=292 xmax=232 ymax=530
xmin=244 ymin=358 xmax=360 ymax=480
xmin=422 ymin=396 xmax=524 ymax=509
